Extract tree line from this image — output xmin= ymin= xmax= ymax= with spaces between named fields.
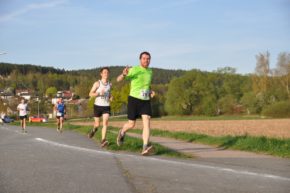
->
xmin=165 ymin=52 xmax=290 ymax=117
xmin=1 ymin=52 xmax=289 ymax=118
xmin=0 ymin=64 xmax=185 ymax=97
xmin=0 ymin=64 xmax=185 ymax=117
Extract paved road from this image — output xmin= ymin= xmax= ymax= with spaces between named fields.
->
xmin=0 ymin=124 xmax=289 ymax=193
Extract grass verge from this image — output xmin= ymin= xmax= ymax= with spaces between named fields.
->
xmin=11 ymin=121 xmax=290 ymax=158
xmin=126 ymin=128 xmax=290 ymax=158
xmin=64 ymin=124 xmax=191 ymax=159
xmin=11 ymin=121 xmax=191 ymax=159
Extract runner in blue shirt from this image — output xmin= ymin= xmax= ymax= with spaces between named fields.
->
xmin=55 ymin=98 xmax=66 ymax=133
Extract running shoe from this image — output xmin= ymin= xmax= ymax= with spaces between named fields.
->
xmin=116 ymin=129 xmax=125 ymax=146
xmin=88 ymin=128 xmax=97 ymax=138
xmin=101 ymin=139 xmax=109 ymax=147
xmin=141 ymin=145 xmax=154 ymax=156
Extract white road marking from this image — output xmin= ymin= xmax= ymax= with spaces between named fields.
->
xmin=1 ymin=126 xmax=289 ymax=182
xmin=34 ymin=137 xmax=290 ymax=182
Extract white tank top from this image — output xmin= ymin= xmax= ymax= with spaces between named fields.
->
xmin=17 ymin=103 xmax=28 ymax=116
xmin=94 ymin=80 xmax=111 ymax=106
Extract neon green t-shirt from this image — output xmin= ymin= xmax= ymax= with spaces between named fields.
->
xmin=125 ymin=65 xmax=153 ymax=100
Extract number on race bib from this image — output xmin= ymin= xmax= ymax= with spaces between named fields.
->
xmin=140 ymin=90 xmax=150 ymax=100
xmin=101 ymin=92 xmax=110 ymax=101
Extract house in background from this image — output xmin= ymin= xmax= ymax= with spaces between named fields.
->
xmin=15 ymin=89 xmax=32 ymax=100
xmin=0 ymin=89 xmax=14 ymax=100
xmin=51 ymin=90 xmax=74 ymax=118
xmin=55 ymin=90 xmax=74 ymax=101
xmin=63 ymin=90 xmax=73 ymax=100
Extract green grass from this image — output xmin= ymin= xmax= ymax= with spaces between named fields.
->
xmin=125 ymin=128 xmax=290 ymax=158
xmin=18 ymin=121 xmax=190 ymax=159
xmin=64 ymin=124 xmax=191 ymax=158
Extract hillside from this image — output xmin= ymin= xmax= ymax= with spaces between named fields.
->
xmin=75 ymin=66 xmax=186 ymax=84
xmin=0 ymin=63 xmax=185 ymax=84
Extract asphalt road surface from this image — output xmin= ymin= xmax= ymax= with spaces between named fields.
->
xmin=0 ymin=124 xmax=289 ymax=193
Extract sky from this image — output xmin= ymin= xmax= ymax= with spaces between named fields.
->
xmin=0 ymin=0 xmax=289 ymax=74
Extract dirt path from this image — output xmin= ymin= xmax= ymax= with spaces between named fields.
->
xmin=125 ymin=132 xmax=273 ymax=158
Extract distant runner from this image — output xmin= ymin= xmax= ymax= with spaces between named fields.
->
xmin=55 ymin=98 xmax=66 ymax=133
xmin=116 ymin=51 xmax=155 ymax=155
xmin=88 ymin=67 xmax=112 ymax=147
xmin=0 ymin=112 xmax=4 ymax=125
xmin=17 ymin=99 xmax=28 ymax=133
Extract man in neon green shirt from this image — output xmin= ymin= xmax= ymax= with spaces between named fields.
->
xmin=116 ymin=51 xmax=155 ymax=155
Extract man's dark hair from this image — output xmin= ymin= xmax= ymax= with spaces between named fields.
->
xmin=139 ymin=51 xmax=151 ymax=59
xmin=99 ymin=67 xmax=110 ymax=73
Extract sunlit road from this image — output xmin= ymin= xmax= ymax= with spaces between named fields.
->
xmin=1 ymin=124 xmax=289 ymax=193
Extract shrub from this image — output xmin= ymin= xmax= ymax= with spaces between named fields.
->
xmin=200 ymin=96 xmax=217 ymax=116
xmin=262 ymin=101 xmax=290 ymax=118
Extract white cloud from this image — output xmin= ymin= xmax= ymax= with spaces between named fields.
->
xmin=0 ymin=0 xmax=68 ymax=22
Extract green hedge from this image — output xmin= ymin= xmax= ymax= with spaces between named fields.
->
xmin=262 ymin=101 xmax=290 ymax=118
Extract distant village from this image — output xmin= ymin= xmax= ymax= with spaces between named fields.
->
xmin=0 ymin=88 xmax=87 ymax=119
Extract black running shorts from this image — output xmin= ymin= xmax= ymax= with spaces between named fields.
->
xmin=94 ymin=105 xmax=111 ymax=117
xmin=19 ymin=115 xmax=27 ymax=120
xmin=127 ymin=96 xmax=152 ymax=120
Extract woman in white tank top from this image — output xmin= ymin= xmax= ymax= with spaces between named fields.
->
xmin=88 ymin=67 xmax=112 ymax=147
xmin=94 ymin=79 xmax=111 ymax=107
xmin=17 ymin=98 xmax=28 ymax=133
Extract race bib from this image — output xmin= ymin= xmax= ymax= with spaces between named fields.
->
xmin=56 ymin=112 xmax=62 ymax=116
xmin=101 ymin=91 xmax=110 ymax=101
xmin=140 ymin=89 xmax=150 ymax=100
